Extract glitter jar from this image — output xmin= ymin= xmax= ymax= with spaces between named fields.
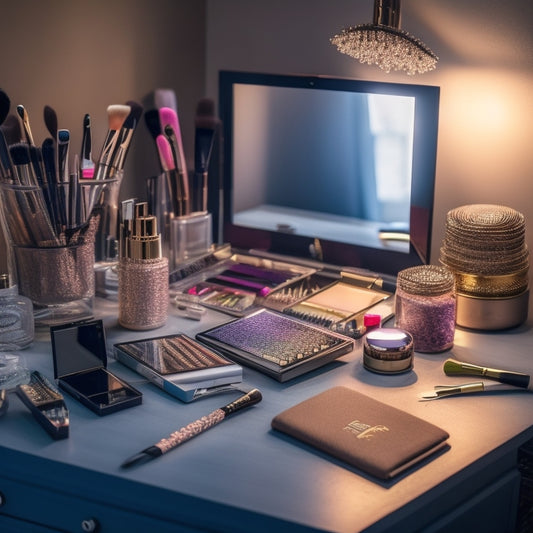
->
xmin=395 ymin=265 xmax=456 ymax=353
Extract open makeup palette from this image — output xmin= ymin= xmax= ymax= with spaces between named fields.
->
xmin=170 ymin=70 xmax=440 ymax=380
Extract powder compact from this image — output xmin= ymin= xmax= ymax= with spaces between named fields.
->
xmin=363 ymin=327 xmax=414 ymax=375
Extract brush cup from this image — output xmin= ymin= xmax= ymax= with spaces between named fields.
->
xmin=91 ymin=175 xmax=123 ymax=298
xmin=12 ymin=237 xmax=95 ymax=327
xmin=170 ymin=212 xmax=213 ymax=270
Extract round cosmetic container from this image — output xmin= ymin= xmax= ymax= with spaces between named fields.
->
xmin=363 ymin=327 xmax=414 ymax=374
xmin=395 ymin=265 xmax=456 ymax=353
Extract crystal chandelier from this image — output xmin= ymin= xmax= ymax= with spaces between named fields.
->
xmin=331 ymin=0 xmax=438 ymax=75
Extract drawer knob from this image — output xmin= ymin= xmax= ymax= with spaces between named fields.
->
xmin=0 ymin=491 xmax=5 ymax=506
xmin=81 ymin=518 xmax=99 ymax=532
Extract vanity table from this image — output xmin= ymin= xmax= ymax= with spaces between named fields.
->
xmin=0 ymin=297 xmax=532 ymax=533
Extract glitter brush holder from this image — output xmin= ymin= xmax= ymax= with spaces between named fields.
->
xmin=440 ymin=204 xmax=529 ymax=330
xmin=12 ymin=240 xmax=95 ymax=327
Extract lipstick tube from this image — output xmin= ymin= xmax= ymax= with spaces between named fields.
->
xmin=118 ymin=202 xmax=168 ymax=330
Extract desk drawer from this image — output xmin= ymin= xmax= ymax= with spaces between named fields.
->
xmin=0 ymin=475 xmax=201 ymax=533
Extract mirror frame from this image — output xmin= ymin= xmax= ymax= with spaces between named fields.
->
xmin=218 ymin=70 xmax=440 ymax=276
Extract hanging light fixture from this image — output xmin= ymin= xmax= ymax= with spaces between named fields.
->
xmin=330 ymin=0 xmax=438 ymax=75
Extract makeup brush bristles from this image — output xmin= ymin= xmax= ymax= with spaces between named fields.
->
xmin=107 ymin=104 xmax=131 ymax=131
xmin=0 ymin=89 xmax=10 ymax=126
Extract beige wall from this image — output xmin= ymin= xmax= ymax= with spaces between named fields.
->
xmin=0 ymin=0 xmax=205 ymax=272
xmin=206 ymin=0 xmax=533 ymax=313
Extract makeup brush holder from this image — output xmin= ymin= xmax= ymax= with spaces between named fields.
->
xmin=91 ymin=175 xmax=123 ymax=298
xmin=12 ymin=238 xmax=95 ymax=327
xmin=169 ymin=212 xmax=213 ymax=270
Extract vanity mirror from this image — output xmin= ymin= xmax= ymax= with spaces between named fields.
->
xmin=217 ymin=71 xmax=440 ymax=276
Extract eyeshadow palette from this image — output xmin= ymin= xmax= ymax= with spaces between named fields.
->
xmin=196 ymin=309 xmax=354 ymax=382
xmin=114 ymin=334 xmax=243 ymax=402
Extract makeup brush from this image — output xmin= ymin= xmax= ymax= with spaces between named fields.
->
xmin=193 ymin=98 xmax=219 ymax=212
xmin=156 ymin=134 xmax=175 ymax=172
xmin=57 ymin=129 xmax=70 ymax=183
xmin=164 ymin=124 xmax=189 ymax=216
xmin=154 ymin=88 xmax=177 ymax=112
xmin=80 ymin=113 xmax=94 ymax=178
xmin=93 ymin=104 xmax=131 ymax=181
xmin=156 ymin=133 xmax=185 ymax=217
xmin=159 ymin=107 xmax=187 ymax=176
xmin=0 ymin=89 xmax=12 ymax=179
xmin=16 ymin=105 xmax=35 ymax=146
xmin=2 ymin=114 xmax=22 ymax=145
xmin=112 ymin=100 xmax=143 ymax=172
xmin=0 ymin=89 xmax=10 ymax=126
xmin=43 ymin=105 xmax=58 ymax=141
xmin=144 ymin=108 xmax=164 ymax=169
xmin=9 ymin=142 xmax=37 ymax=186
xmin=443 ymin=359 xmax=531 ymax=390
xmin=42 ymin=137 xmax=62 ymax=231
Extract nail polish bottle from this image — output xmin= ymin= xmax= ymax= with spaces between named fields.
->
xmin=0 ymin=274 xmax=34 ymax=350
xmin=118 ymin=202 xmax=169 ymax=330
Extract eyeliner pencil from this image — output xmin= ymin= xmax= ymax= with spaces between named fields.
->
xmin=121 ymin=388 xmax=262 ymax=468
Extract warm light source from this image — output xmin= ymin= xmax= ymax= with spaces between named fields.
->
xmin=331 ymin=0 xmax=438 ymax=75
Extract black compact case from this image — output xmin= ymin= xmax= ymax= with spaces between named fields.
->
xmin=51 ymin=319 xmax=142 ymax=416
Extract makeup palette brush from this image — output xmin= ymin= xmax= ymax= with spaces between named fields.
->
xmin=193 ymin=98 xmax=219 ymax=212
xmin=443 ymin=358 xmax=531 ymax=390
xmin=80 ymin=113 xmax=94 ymax=178
xmin=16 ymin=105 xmax=35 ymax=146
xmin=93 ymin=104 xmax=131 ymax=181
xmin=43 ymin=105 xmax=58 ymax=141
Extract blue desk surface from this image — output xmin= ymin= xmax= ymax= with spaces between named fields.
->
xmin=1 ymin=298 xmax=533 ymax=532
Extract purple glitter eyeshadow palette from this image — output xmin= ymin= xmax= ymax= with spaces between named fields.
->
xmin=171 ymin=250 xmax=315 ymax=316
xmin=113 ymin=333 xmax=243 ymax=402
xmin=196 ymin=309 xmax=355 ymax=382
xmin=171 ymin=250 xmax=395 ymax=337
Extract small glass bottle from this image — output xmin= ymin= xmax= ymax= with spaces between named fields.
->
xmin=118 ymin=202 xmax=169 ymax=331
xmin=395 ymin=265 xmax=456 ymax=353
xmin=0 ymin=274 xmax=34 ymax=350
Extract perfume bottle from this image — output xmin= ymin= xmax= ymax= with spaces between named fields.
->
xmin=118 ymin=202 xmax=169 ymax=330
xmin=0 ymin=274 xmax=34 ymax=350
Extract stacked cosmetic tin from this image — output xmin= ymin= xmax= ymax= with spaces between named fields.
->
xmin=440 ymin=204 xmax=529 ymax=330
